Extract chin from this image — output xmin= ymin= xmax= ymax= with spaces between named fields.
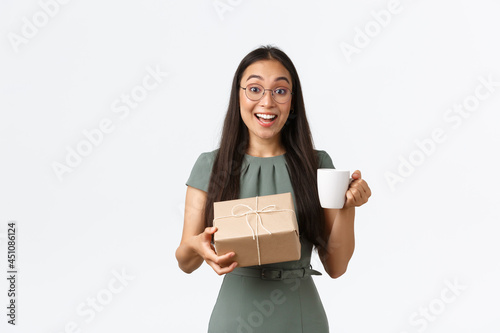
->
xmin=256 ymin=130 xmax=280 ymax=140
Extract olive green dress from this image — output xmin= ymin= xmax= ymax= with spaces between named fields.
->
xmin=186 ymin=149 xmax=335 ymax=333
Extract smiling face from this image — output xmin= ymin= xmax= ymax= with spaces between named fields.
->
xmin=239 ymin=60 xmax=293 ymax=148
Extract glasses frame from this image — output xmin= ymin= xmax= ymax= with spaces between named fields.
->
xmin=240 ymin=84 xmax=293 ymax=104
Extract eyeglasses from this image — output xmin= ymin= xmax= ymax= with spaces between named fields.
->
xmin=240 ymin=83 xmax=293 ymax=104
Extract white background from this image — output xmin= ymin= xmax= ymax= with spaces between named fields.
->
xmin=1 ymin=0 xmax=499 ymax=332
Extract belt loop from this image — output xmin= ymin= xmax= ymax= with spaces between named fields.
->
xmin=261 ymin=268 xmax=283 ymax=280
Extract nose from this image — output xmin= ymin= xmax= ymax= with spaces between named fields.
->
xmin=260 ymin=89 xmax=275 ymax=106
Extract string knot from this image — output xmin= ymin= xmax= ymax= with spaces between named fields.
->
xmin=213 ymin=195 xmax=295 ymax=266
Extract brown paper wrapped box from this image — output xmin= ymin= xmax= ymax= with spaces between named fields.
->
xmin=213 ymin=192 xmax=301 ymax=267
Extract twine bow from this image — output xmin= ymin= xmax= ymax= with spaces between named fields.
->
xmin=214 ymin=196 xmax=295 ymax=265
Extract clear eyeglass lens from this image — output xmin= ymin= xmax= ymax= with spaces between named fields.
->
xmin=245 ymin=84 xmax=291 ymax=103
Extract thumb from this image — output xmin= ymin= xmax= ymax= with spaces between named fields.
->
xmin=205 ymin=226 xmax=217 ymax=235
xmin=352 ymin=170 xmax=362 ymax=180
xmin=200 ymin=226 xmax=217 ymax=242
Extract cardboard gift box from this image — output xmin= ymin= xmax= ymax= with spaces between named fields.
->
xmin=213 ymin=192 xmax=301 ymax=267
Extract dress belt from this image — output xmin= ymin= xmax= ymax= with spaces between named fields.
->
xmin=229 ymin=265 xmax=322 ymax=280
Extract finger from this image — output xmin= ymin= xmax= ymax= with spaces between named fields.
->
xmin=203 ymin=247 xmax=235 ymax=265
xmin=203 ymin=250 xmax=221 ymax=264
xmin=351 ymin=170 xmax=361 ymax=179
xmin=344 ymin=191 xmax=356 ymax=208
xmin=200 ymin=227 xmax=214 ymax=242
xmin=220 ymin=261 xmax=238 ymax=274
xmin=360 ymin=181 xmax=371 ymax=198
xmin=204 ymin=226 xmax=217 ymax=235
xmin=206 ymin=259 xmax=238 ymax=276
xmin=201 ymin=227 xmax=218 ymax=242
xmin=216 ymin=252 xmax=237 ymax=265
xmin=205 ymin=260 xmax=225 ymax=276
xmin=356 ymin=179 xmax=371 ymax=199
xmin=361 ymin=180 xmax=371 ymax=197
xmin=352 ymin=179 xmax=369 ymax=196
xmin=353 ymin=185 xmax=371 ymax=206
xmin=348 ymin=187 xmax=362 ymax=204
xmin=350 ymin=178 xmax=371 ymax=200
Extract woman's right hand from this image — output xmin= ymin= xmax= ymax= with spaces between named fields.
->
xmin=193 ymin=226 xmax=238 ymax=275
xmin=176 ymin=186 xmax=238 ymax=275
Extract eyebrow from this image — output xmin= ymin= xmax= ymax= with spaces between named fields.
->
xmin=246 ymin=74 xmax=290 ymax=85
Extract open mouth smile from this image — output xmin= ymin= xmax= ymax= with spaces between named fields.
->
xmin=254 ymin=113 xmax=277 ymax=127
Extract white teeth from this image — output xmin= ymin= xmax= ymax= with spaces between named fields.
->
xmin=256 ymin=114 xmax=277 ymax=119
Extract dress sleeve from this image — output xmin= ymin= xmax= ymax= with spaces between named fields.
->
xmin=317 ymin=150 xmax=335 ymax=169
xmin=185 ymin=151 xmax=215 ymax=192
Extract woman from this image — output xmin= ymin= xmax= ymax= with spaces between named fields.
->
xmin=175 ymin=45 xmax=371 ymax=332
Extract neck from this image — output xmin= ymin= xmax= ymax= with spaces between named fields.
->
xmin=246 ymin=134 xmax=285 ymax=157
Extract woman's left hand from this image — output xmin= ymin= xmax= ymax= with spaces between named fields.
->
xmin=343 ymin=170 xmax=371 ymax=209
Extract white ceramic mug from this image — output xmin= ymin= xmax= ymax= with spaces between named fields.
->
xmin=317 ymin=169 xmax=351 ymax=209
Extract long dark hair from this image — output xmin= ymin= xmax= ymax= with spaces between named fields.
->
xmin=204 ymin=45 xmax=326 ymax=252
